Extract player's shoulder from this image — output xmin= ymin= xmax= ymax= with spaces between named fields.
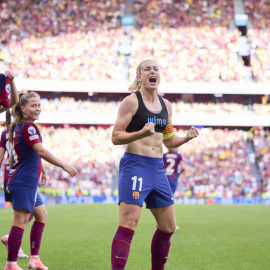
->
xmin=119 ymin=93 xmax=138 ymax=111
xmin=1 ymin=128 xmax=7 ymax=136
xmin=162 ymin=97 xmax=172 ymax=109
xmin=22 ymin=122 xmax=38 ymax=136
xmin=122 ymin=92 xmax=137 ymax=103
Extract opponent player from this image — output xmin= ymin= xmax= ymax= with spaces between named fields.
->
xmin=0 ymin=109 xmax=29 ymax=258
xmin=4 ymin=92 xmax=77 ymax=270
xmin=163 ymin=147 xmax=186 ymax=231
xmin=0 ymin=71 xmax=19 ymax=113
xmin=111 ymin=59 xmax=199 ymax=269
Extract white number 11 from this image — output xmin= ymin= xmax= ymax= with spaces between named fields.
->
xmin=131 ymin=176 xmax=143 ymax=191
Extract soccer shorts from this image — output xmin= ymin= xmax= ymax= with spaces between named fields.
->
xmin=168 ymin=179 xmax=177 ymax=194
xmin=118 ymin=152 xmax=174 ymax=209
xmin=4 ymin=181 xmax=12 ymax=202
xmin=9 ymin=185 xmax=43 ymax=213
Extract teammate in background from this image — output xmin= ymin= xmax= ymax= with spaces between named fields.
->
xmin=111 ymin=59 xmax=199 ymax=270
xmin=163 ymin=147 xmax=186 ymax=231
xmin=0 ymin=109 xmax=29 ymax=258
xmin=4 ymin=92 xmax=77 ymax=270
xmin=0 ymin=71 xmax=19 ymax=113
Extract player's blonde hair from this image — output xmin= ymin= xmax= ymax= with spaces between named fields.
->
xmin=128 ymin=59 xmax=157 ymax=92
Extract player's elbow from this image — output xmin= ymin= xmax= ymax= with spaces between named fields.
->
xmin=35 ymin=148 xmax=47 ymax=159
xmin=111 ymin=131 xmax=122 ymax=145
xmin=112 ymin=136 xmax=120 ymax=145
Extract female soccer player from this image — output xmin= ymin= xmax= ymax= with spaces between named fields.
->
xmin=163 ymin=147 xmax=186 ymax=231
xmin=0 ymin=109 xmax=29 ymax=258
xmin=111 ymin=59 xmax=199 ymax=269
xmin=4 ymin=92 xmax=77 ymax=270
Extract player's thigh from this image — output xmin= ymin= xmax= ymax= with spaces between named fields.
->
xmin=33 ymin=204 xmax=48 ymax=223
xmin=119 ymin=202 xmax=142 ymax=231
xmin=150 ymin=204 xmax=176 ymax=233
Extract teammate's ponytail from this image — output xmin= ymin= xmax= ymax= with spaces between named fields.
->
xmin=5 ymin=109 xmax=11 ymax=129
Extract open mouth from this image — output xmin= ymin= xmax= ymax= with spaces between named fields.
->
xmin=149 ymin=76 xmax=157 ymax=83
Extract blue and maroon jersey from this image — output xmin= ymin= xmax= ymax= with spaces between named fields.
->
xmin=0 ymin=129 xmax=11 ymax=182
xmin=163 ymin=151 xmax=183 ymax=181
xmin=9 ymin=122 xmax=42 ymax=188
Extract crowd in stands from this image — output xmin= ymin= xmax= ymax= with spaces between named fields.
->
xmin=248 ymin=29 xmax=270 ymax=83
xmin=130 ymin=27 xmax=244 ymax=83
xmin=253 ymin=129 xmax=270 ymax=198
xmin=134 ymin=0 xmax=234 ymax=28
xmin=244 ymin=0 xmax=270 ymax=83
xmin=1 ymin=0 xmax=126 ymax=81
xmin=0 ymin=0 xmax=125 ymax=43
xmin=6 ymin=30 xmax=125 ymax=81
xmin=174 ymin=128 xmax=261 ymax=198
xmin=1 ymin=0 xmax=249 ymax=83
xmin=1 ymin=125 xmax=269 ymax=199
xmin=244 ymin=0 xmax=270 ymax=30
xmin=38 ymin=96 xmax=270 ymax=117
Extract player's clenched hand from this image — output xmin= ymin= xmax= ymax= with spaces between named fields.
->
xmin=141 ymin=122 xmax=155 ymax=137
xmin=4 ymin=71 xmax=14 ymax=82
xmin=185 ymin=126 xmax=199 ymax=141
xmin=63 ymin=164 xmax=77 ymax=177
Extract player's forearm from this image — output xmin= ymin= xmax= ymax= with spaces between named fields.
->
xmin=10 ymin=80 xmax=19 ymax=106
xmin=112 ymin=130 xmax=146 ymax=145
xmin=36 ymin=148 xmax=64 ymax=169
xmin=163 ymin=135 xmax=189 ymax=148
xmin=41 ymin=162 xmax=46 ymax=174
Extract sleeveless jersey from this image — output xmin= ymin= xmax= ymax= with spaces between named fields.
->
xmin=163 ymin=151 xmax=183 ymax=181
xmin=0 ymin=129 xmax=11 ymax=182
xmin=9 ymin=122 xmax=42 ymax=188
xmin=126 ymin=91 xmax=168 ymax=133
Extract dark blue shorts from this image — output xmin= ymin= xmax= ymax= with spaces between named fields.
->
xmin=168 ymin=179 xmax=177 ymax=194
xmin=9 ymin=185 xmax=43 ymax=213
xmin=118 ymin=153 xmax=174 ymax=209
xmin=4 ymin=181 xmax=12 ymax=202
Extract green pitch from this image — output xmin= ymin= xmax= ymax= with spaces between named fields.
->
xmin=0 ymin=204 xmax=269 ymax=270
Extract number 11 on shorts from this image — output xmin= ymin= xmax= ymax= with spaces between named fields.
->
xmin=131 ymin=176 xmax=143 ymax=191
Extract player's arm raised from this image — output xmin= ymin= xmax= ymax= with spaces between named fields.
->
xmin=32 ymin=143 xmax=76 ymax=177
xmin=0 ymin=71 xmax=19 ymax=113
xmin=163 ymin=99 xmax=199 ymax=148
xmin=112 ymin=94 xmax=155 ymax=145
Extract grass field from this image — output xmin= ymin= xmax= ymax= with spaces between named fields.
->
xmin=0 ymin=204 xmax=269 ymax=270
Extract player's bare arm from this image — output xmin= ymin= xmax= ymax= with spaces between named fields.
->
xmin=163 ymin=100 xmax=199 ymax=148
xmin=32 ymin=143 xmax=77 ymax=177
xmin=112 ymin=94 xmax=155 ymax=145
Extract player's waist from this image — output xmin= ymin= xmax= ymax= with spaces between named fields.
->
xmin=123 ymin=152 xmax=163 ymax=163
